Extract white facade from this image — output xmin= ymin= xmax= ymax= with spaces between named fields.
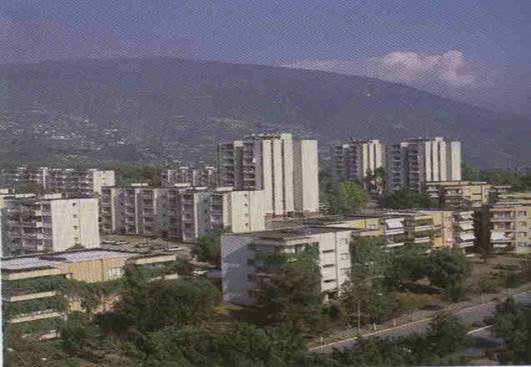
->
xmin=218 ymin=133 xmax=319 ymax=217
xmin=0 ymin=167 xmax=115 ymax=197
xmin=387 ymin=137 xmax=462 ymax=191
xmin=4 ymin=197 xmax=100 ymax=254
xmin=161 ymin=166 xmax=217 ymax=187
xmin=100 ymin=185 xmax=267 ymax=242
xmin=221 ymin=227 xmax=352 ymax=305
xmin=331 ymin=139 xmax=385 ymax=185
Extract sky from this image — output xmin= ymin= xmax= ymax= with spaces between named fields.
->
xmin=1 ymin=0 xmax=530 ymax=115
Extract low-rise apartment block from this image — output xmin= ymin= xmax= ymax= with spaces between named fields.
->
xmin=221 ymin=227 xmax=352 ymax=305
xmin=424 ymin=181 xmax=492 ymax=208
xmin=161 ymin=166 xmax=217 ymax=187
xmin=387 ymin=137 xmax=462 ymax=192
xmin=100 ymin=185 xmax=266 ymax=242
xmin=3 ymin=196 xmax=100 ymax=255
xmin=479 ymin=192 xmax=531 ymax=254
xmin=1 ymin=249 xmax=178 ymax=338
xmin=0 ymin=167 xmax=115 ymax=197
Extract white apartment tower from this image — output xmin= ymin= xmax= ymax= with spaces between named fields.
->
xmin=331 ymin=139 xmax=385 ymax=185
xmin=3 ymin=196 xmax=100 ymax=254
xmin=387 ymin=137 xmax=462 ymax=192
xmin=218 ymin=133 xmax=319 ymax=217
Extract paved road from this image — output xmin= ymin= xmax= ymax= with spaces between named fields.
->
xmin=312 ymin=290 xmax=531 ymax=353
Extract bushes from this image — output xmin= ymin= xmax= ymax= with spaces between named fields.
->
xmin=4 ymin=295 xmax=68 ymax=318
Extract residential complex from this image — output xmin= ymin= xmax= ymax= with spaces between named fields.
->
xmin=100 ymin=184 xmax=266 ymax=242
xmin=424 ymin=181 xmax=493 ymax=208
xmin=0 ymin=167 xmax=115 ymax=197
xmin=161 ymin=166 xmax=217 ymax=187
xmin=221 ymin=226 xmax=352 ymax=305
xmin=1 ymin=249 xmax=178 ymax=338
xmin=2 ymin=196 xmax=100 ymax=255
xmin=387 ymin=137 xmax=462 ymax=191
xmin=218 ymin=133 xmax=319 ymax=217
xmin=478 ymin=192 xmax=531 ymax=254
xmin=331 ymin=139 xmax=385 ymax=191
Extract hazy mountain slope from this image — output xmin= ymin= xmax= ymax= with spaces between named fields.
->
xmin=0 ymin=57 xmax=529 ymax=167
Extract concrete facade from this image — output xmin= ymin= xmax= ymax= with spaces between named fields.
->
xmin=161 ymin=166 xmax=217 ymax=187
xmin=388 ymin=137 xmax=462 ymax=192
xmin=0 ymin=167 xmax=115 ymax=197
xmin=218 ymin=133 xmax=319 ymax=217
xmin=100 ymin=185 xmax=267 ymax=242
xmin=331 ymin=139 xmax=385 ymax=190
xmin=3 ymin=197 xmax=100 ymax=255
xmin=221 ymin=227 xmax=352 ymax=305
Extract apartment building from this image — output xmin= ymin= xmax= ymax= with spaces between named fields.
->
xmin=218 ymin=133 xmax=319 ymax=217
xmin=1 ymin=249 xmax=178 ymax=338
xmin=452 ymin=210 xmax=476 ymax=252
xmin=161 ymin=166 xmax=217 ymax=187
xmin=3 ymin=196 xmax=100 ymax=255
xmin=0 ymin=167 xmax=115 ymax=197
xmin=221 ymin=226 xmax=352 ymax=305
xmin=331 ymin=139 xmax=385 ymax=191
xmin=479 ymin=192 xmax=531 ymax=254
xmin=424 ymin=181 xmax=492 ymax=208
xmin=100 ymin=185 xmax=266 ymax=242
xmin=387 ymin=137 xmax=461 ymax=192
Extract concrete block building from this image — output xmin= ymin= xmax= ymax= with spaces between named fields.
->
xmin=3 ymin=196 xmax=100 ymax=255
xmin=161 ymin=166 xmax=217 ymax=187
xmin=387 ymin=137 xmax=461 ymax=192
xmin=100 ymin=185 xmax=266 ymax=242
xmin=331 ymin=139 xmax=385 ymax=191
xmin=0 ymin=167 xmax=115 ymax=197
xmin=218 ymin=133 xmax=319 ymax=217
xmin=1 ymin=249 xmax=178 ymax=338
xmin=221 ymin=227 xmax=352 ymax=305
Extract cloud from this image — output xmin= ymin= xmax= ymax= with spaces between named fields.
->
xmin=283 ymin=50 xmax=484 ymax=89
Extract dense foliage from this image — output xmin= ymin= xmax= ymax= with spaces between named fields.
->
xmin=320 ymin=176 xmax=370 ymax=214
xmin=193 ymin=230 xmax=223 ymax=266
xmin=378 ymin=188 xmax=439 ymax=209
xmin=489 ymin=297 xmax=531 ymax=364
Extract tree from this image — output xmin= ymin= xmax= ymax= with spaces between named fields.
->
xmin=425 ymin=311 xmax=468 ymax=357
xmin=256 ymin=245 xmax=324 ymax=333
xmin=142 ymin=322 xmax=308 ymax=367
xmin=322 ymin=180 xmax=370 ymax=214
xmin=489 ymin=297 xmax=531 ymax=364
xmin=60 ymin=311 xmax=100 ymax=358
xmin=378 ymin=188 xmax=438 ymax=209
xmin=341 ymin=237 xmax=394 ymax=326
xmin=425 ymin=249 xmax=471 ymax=292
xmin=462 ymin=163 xmax=481 ymax=181
xmin=194 ymin=230 xmax=223 ymax=266
xmin=114 ymin=267 xmax=220 ymax=333
xmin=364 ymin=167 xmax=386 ymax=195
xmin=384 ymin=246 xmax=427 ymax=288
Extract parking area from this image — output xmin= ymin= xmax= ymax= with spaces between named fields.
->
xmin=100 ymin=234 xmax=194 ymax=260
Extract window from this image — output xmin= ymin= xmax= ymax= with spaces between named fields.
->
xmin=341 ymin=238 xmax=349 ymax=245
xmin=72 ymin=202 xmax=77 ymax=206
xmin=247 ymin=259 xmax=255 ymax=266
xmin=73 ymin=214 xmax=77 ymax=218
xmin=322 ymin=264 xmax=335 ymax=268
xmin=518 ymin=211 xmax=527 ymax=217
xmin=248 ymin=243 xmax=256 ymax=251
xmin=73 ymin=225 xmax=78 ymax=230
xmin=247 ymin=274 xmax=255 ymax=282
xmin=108 ymin=267 xmax=123 ymax=279
xmin=518 ymin=232 xmax=527 ymax=237
xmin=322 ymin=249 xmax=334 ymax=254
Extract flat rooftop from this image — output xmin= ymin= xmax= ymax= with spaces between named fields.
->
xmin=1 ymin=249 xmax=141 ymax=272
xmin=225 ymin=226 xmax=351 ymax=240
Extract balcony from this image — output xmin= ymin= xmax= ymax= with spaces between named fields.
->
xmin=414 ymin=237 xmax=431 ymax=244
xmin=384 ymin=228 xmax=404 ymax=236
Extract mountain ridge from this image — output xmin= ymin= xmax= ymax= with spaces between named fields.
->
xmin=0 ymin=57 xmax=529 ymax=168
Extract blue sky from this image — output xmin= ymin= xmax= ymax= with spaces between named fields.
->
xmin=1 ymin=0 xmax=530 ymax=114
